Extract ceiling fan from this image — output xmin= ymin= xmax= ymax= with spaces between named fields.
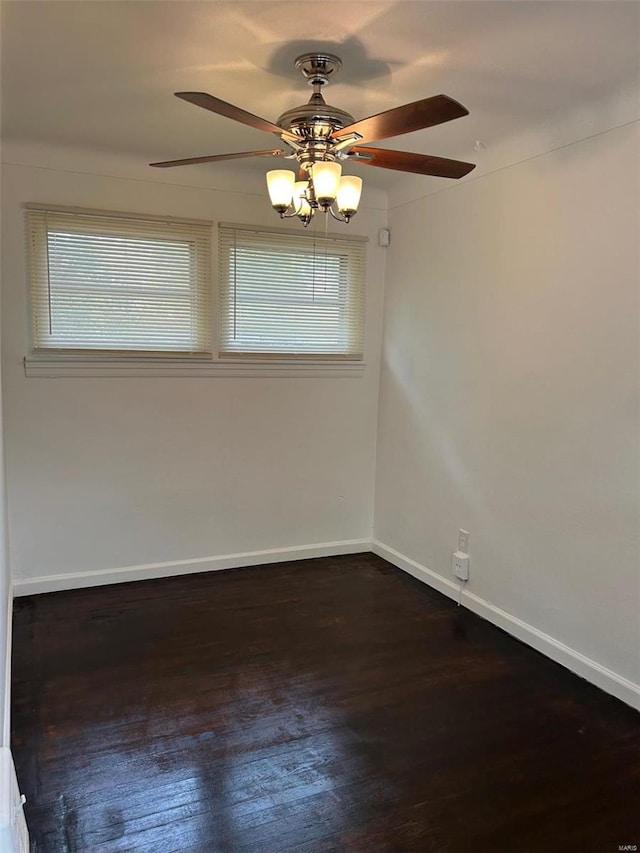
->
xmin=150 ymin=52 xmax=475 ymax=225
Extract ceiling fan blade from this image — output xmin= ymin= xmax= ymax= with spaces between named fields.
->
xmin=175 ymin=92 xmax=284 ymax=137
xmin=150 ymin=149 xmax=286 ymax=168
xmin=333 ymin=94 xmax=469 ymax=144
xmin=349 ymin=146 xmax=475 ymax=178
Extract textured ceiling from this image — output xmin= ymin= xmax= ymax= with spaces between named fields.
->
xmin=1 ymin=1 xmax=638 ymax=192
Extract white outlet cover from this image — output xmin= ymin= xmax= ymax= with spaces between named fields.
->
xmin=457 ymin=529 xmax=470 ymax=553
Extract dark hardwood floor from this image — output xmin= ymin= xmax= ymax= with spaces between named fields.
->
xmin=11 ymin=553 xmax=640 ymax=853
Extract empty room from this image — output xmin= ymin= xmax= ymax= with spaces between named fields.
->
xmin=0 ymin=1 xmax=638 ymax=851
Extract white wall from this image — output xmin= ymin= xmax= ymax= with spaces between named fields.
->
xmin=375 ymin=122 xmax=640 ymax=694
xmin=0 ymin=145 xmax=387 ymax=590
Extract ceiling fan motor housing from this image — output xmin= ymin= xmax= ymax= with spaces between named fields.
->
xmin=277 ymin=95 xmax=354 ymax=161
xmin=276 ymin=53 xmax=355 ymax=169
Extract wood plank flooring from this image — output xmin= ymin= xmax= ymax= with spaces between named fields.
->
xmin=11 ymin=553 xmax=640 ymax=852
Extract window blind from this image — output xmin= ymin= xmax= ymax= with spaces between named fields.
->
xmin=27 ymin=209 xmax=212 ymax=354
xmin=218 ymin=224 xmax=366 ymax=359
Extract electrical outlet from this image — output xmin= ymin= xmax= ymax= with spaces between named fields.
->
xmin=452 ymin=551 xmax=469 ymax=581
xmin=457 ymin=529 xmax=470 ymax=553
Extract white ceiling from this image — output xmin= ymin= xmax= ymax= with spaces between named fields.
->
xmin=1 ymin=1 xmax=638 ymax=193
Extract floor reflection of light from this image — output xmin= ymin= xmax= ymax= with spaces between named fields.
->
xmin=193 ymin=664 xmax=377 ymax=848
xmin=46 ymin=614 xmax=401 ymax=848
xmin=43 ymin=712 xmax=219 ymax=849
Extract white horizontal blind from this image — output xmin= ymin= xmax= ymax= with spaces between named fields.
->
xmin=27 ymin=209 xmax=212 ymax=354
xmin=218 ymin=224 xmax=366 ymax=358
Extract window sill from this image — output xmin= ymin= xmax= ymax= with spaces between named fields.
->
xmin=23 ymin=355 xmax=366 ymax=379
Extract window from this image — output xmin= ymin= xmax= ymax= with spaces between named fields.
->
xmin=24 ymin=209 xmax=368 ymax=377
xmin=218 ymin=224 xmax=366 ymax=359
xmin=27 ymin=207 xmax=212 ymax=355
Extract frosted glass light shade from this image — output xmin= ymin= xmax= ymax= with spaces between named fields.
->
xmin=266 ymin=170 xmax=295 ymax=211
xmin=312 ymin=162 xmax=342 ymax=204
xmin=337 ymin=176 xmax=362 ymax=214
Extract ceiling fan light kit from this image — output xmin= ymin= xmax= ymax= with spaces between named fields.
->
xmin=151 ymin=51 xmax=475 ymax=227
xmin=267 ymin=162 xmax=363 ymax=226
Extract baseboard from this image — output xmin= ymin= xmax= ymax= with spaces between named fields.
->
xmin=372 ymin=540 xmax=640 ymax=711
xmin=12 ymin=539 xmax=372 ymax=597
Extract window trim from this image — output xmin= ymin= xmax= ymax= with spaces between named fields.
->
xmin=23 ymin=355 xmax=366 ymax=379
